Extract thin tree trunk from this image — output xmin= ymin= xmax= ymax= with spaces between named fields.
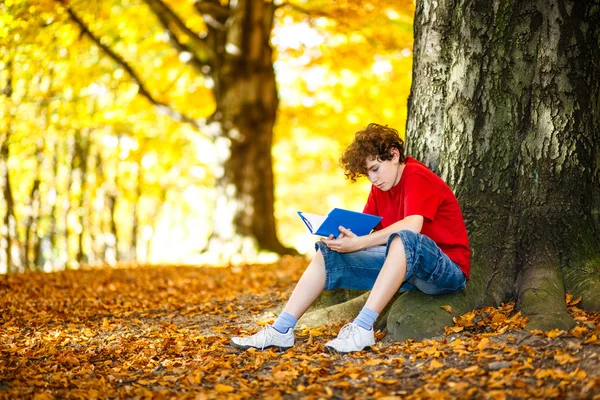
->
xmin=106 ymin=192 xmax=118 ymax=264
xmin=24 ymin=139 xmax=42 ymax=270
xmin=74 ymin=129 xmax=91 ymax=267
xmin=48 ymin=138 xmax=60 ymax=269
xmin=0 ymin=134 xmax=17 ymax=273
xmin=1 ymin=61 xmax=22 ymax=273
xmin=131 ymin=157 xmax=143 ymax=262
xmin=64 ymin=135 xmax=75 ymax=269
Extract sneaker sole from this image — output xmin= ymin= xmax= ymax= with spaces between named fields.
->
xmin=229 ymin=339 xmax=293 ymax=352
xmin=324 ymin=344 xmax=376 ymax=354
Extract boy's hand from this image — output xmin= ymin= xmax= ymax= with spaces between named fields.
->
xmin=321 ymin=226 xmax=363 ymax=253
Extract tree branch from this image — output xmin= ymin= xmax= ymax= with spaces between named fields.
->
xmin=61 ymin=3 xmax=215 ymax=138
xmin=142 ymin=0 xmax=216 ymax=67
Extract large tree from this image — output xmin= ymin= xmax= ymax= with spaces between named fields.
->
xmin=302 ymin=0 xmax=600 ymax=340
xmin=387 ymin=0 xmax=600 ymax=339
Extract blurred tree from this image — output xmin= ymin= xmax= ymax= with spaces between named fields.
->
xmin=56 ymin=0 xmax=415 ymax=260
xmin=60 ymin=0 xmax=294 ymax=258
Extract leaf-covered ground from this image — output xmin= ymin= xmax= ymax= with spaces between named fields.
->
xmin=1 ymin=257 xmax=599 ymax=399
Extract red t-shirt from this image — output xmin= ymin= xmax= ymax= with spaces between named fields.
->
xmin=363 ymin=157 xmax=471 ymax=278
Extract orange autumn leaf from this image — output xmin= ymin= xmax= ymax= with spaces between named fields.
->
xmin=477 ymin=337 xmax=490 ymax=351
xmin=554 ymin=351 xmax=579 ymax=365
xmin=584 ymin=334 xmax=599 ymax=344
xmin=441 ymin=305 xmax=453 ymax=313
xmin=546 ymin=329 xmax=566 ymax=339
xmin=566 ymin=294 xmax=582 ymax=306
xmin=571 ymin=326 xmax=587 ymax=338
xmin=375 ymin=378 xmax=399 ymax=385
xmin=215 ymin=384 xmax=235 ymax=393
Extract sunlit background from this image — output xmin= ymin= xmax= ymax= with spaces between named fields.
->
xmin=0 ymin=0 xmax=415 ymax=273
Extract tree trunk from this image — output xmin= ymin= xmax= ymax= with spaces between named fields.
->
xmin=0 ymin=61 xmax=23 ymax=273
xmin=74 ymin=129 xmax=91 ymax=267
xmin=0 ymin=133 xmax=19 ymax=273
xmin=197 ymin=0 xmax=297 ymax=260
xmin=131 ymin=157 xmax=142 ymax=262
xmin=106 ymin=191 xmax=119 ymax=265
xmin=64 ymin=135 xmax=75 ymax=269
xmin=24 ymin=138 xmax=42 ymax=270
xmin=386 ymin=0 xmax=600 ymax=340
xmin=48 ymin=138 xmax=60 ymax=269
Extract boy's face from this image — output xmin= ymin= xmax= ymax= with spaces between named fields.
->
xmin=365 ymin=150 xmax=402 ymax=191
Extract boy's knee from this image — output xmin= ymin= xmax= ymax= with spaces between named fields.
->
xmin=387 ymin=229 xmax=418 ymax=250
xmin=388 ymin=234 xmax=405 ymax=252
xmin=398 ymin=229 xmax=418 ymax=241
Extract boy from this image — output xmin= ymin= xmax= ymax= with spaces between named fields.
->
xmin=230 ymin=123 xmax=470 ymax=353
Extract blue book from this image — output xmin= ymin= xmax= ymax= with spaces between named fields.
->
xmin=298 ymin=208 xmax=382 ymax=237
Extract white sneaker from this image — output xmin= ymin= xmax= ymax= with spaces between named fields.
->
xmin=230 ymin=325 xmax=294 ymax=351
xmin=325 ymin=323 xmax=375 ymax=353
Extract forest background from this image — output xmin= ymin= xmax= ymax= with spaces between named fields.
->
xmin=0 ymin=0 xmax=415 ymax=273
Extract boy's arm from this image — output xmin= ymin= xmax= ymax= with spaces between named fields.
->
xmin=358 ymin=215 xmax=423 ymax=248
xmin=321 ymin=215 xmax=424 ymax=253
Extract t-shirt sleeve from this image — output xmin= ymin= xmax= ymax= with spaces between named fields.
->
xmin=403 ymin=171 xmax=442 ymax=221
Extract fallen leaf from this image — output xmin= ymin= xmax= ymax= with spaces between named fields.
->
xmin=441 ymin=305 xmax=453 ymax=313
xmin=215 ymin=384 xmax=235 ymax=393
xmin=584 ymin=334 xmax=598 ymax=344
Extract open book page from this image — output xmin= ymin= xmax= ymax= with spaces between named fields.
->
xmin=298 ymin=212 xmax=327 ymax=233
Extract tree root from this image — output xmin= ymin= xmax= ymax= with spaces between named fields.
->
xmin=517 ymin=265 xmax=576 ymax=331
xmin=386 ymin=268 xmax=488 ymax=341
xmin=299 ymin=291 xmax=402 ymax=331
xmin=386 ymin=289 xmax=483 ymax=341
xmin=267 ymin=289 xmax=368 ymax=317
xmin=563 ymin=257 xmax=600 ymax=310
xmin=299 ymin=292 xmax=370 ymax=328
xmin=304 ymin=289 xmax=369 ymax=314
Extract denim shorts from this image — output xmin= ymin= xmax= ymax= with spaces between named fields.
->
xmin=315 ymin=230 xmax=466 ymax=295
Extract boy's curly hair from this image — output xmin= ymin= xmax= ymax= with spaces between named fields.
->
xmin=340 ymin=123 xmax=406 ymax=182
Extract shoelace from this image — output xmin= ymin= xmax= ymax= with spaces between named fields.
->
xmin=336 ymin=323 xmax=358 ymax=339
xmin=260 ymin=326 xmax=274 ymax=350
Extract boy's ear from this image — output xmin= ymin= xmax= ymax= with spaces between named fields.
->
xmin=390 ymin=147 xmax=400 ymax=162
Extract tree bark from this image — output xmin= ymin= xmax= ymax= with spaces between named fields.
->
xmin=387 ymin=0 xmax=600 ymax=340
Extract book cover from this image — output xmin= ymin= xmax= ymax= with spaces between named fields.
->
xmin=298 ymin=208 xmax=382 ymax=237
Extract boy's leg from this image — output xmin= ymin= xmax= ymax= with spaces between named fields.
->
xmin=271 ymin=250 xmax=326 ymax=333
xmin=280 ymin=249 xmax=326 ymax=319
xmin=325 ymin=237 xmax=406 ymax=353
xmin=230 ymin=250 xmax=326 ymax=350
xmin=363 ymin=236 xmax=406 ymax=313
xmin=327 ymin=231 xmax=467 ymax=353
